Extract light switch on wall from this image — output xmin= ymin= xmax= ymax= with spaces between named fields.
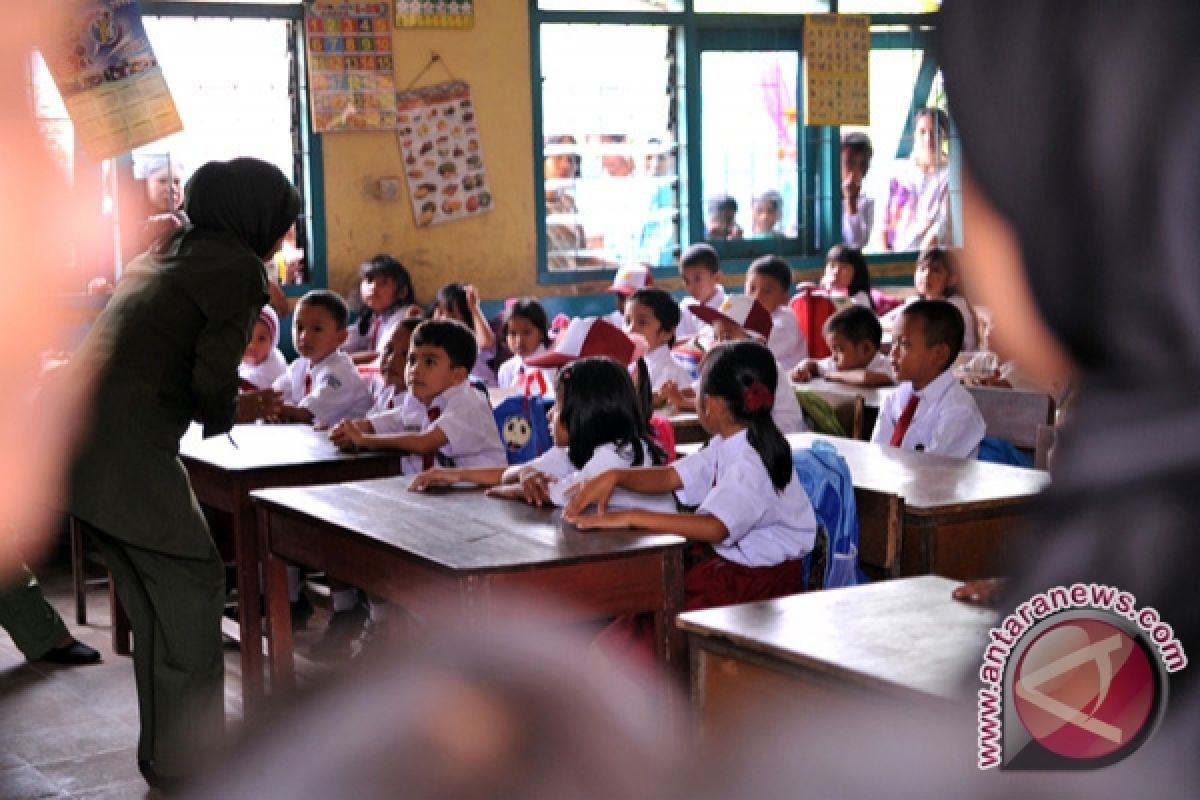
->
xmin=377 ymin=176 xmax=401 ymax=202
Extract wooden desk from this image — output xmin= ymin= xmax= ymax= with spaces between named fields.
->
xmin=668 ymin=411 xmax=708 ymax=445
xmin=678 ymin=576 xmax=994 ymax=729
xmin=180 ymin=423 xmax=404 ymax=714
xmin=795 ymin=378 xmax=893 ymax=438
xmin=253 ymin=477 xmax=687 ymax=694
xmin=788 ymin=433 xmax=1049 ymax=579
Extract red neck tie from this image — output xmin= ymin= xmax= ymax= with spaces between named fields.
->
xmin=889 ymin=394 xmax=920 ymax=447
xmin=422 ymin=406 xmax=442 ymax=470
xmin=304 ymin=370 xmax=313 ymax=397
xmin=368 ymin=315 xmax=382 ymax=350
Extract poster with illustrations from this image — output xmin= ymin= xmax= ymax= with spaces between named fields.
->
xmin=803 ymin=14 xmax=870 ymax=126
xmin=305 ymin=3 xmax=397 ymax=133
xmin=41 ymin=0 xmax=182 ymax=160
xmin=395 ymin=81 xmax=492 ymax=227
xmin=395 ymin=1 xmax=474 ymax=29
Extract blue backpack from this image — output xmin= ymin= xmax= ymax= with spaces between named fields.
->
xmin=977 ymin=435 xmax=1034 ymax=468
xmin=493 ymin=394 xmax=553 ymax=465
xmin=791 ymin=441 xmax=866 ymax=590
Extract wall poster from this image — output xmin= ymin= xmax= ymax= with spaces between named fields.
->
xmin=306 ymin=3 xmax=397 ymax=132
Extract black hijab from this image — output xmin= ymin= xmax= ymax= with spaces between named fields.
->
xmin=183 ymin=157 xmax=301 ymax=260
xmin=935 ymin=0 xmax=1199 ymax=699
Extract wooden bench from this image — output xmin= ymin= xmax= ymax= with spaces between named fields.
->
xmin=965 ymin=385 xmax=1055 ymax=455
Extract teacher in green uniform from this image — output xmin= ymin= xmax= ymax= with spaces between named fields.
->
xmin=67 ymin=157 xmax=300 ymax=790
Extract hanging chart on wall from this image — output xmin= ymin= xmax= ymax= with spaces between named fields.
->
xmin=41 ymin=0 xmax=182 ymax=160
xmin=395 ymin=80 xmax=492 ymax=227
xmin=803 ymin=14 xmax=870 ymax=127
xmin=305 ymin=3 xmax=397 ymax=133
xmin=395 ymin=1 xmax=474 ymax=30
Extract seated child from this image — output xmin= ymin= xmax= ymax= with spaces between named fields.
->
xmin=563 ymin=341 xmax=816 ymax=663
xmin=330 ymin=319 xmax=506 ymax=475
xmin=871 ymin=299 xmax=985 ymax=458
xmin=604 ymin=264 xmax=653 ymax=329
xmin=367 ymin=317 xmax=422 ymax=414
xmin=345 ymin=254 xmax=416 ymax=366
xmin=496 ymin=298 xmax=557 ymax=394
xmin=820 ymin=244 xmax=876 ymax=311
xmin=881 ymin=245 xmax=980 ymax=352
xmin=239 ymin=305 xmax=288 ymax=390
xmin=433 ymin=282 xmax=498 ymax=387
xmin=791 ymin=306 xmax=893 ymax=387
xmin=411 ymin=356 xmax=675 ymax=513
xmin=624 ymin=287 xmax=694 ymax=395
xmin=745 ymin=255 xmax=807 ymax=370
xmin=272 ymin=290 xmax=373 ymax=426
xmin=674 ymin=243 xmax=727 ymax=343
xmin=661 ymin=296 xmax=807 ymax=434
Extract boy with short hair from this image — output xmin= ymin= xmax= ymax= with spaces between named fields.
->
xmin=745 ymin=255 xmax=807 ymax=370
xmin=675 ymin=243 xmax=727 ymax=342
xmin=871 ymin=299 xmax=985 ymax=457
xmin=792 ymin=305 xmax=894 ymax=387
xmin=331 ymin=319 xmax=506 ymax=475
xmin=273 ymin=290 xmax=373 ymax=426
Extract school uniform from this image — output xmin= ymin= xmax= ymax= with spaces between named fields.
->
xmin=366 ymin=378 xmax=407 ymax=416
xmin=524 ymin=443 xmax=676 ymax=511
xmin=273 ymin=350 xmax=373 ymax=427
xmin=238 ymin=348 xmax=287 ymax=390
xmin=816 ymin=351 xmax=893 ymax=380
xmin=871 ymin=367 xmax=986 ymax=458
xmin=693 ymin=367 xmax=806 ymax=435
xmin=344 ymin=305 xmax=407 ymax=357
xmin=496 ymin=346 xmax=557 ymax=394
xmin=766 ymin=306 xmax=808 ymax=370
xmin=881 ymin=296 xmax=978 ymax=352
xmin=642 ymin=343 xmax=694 ymax=392
xmin=676 ymin=285 xmax=727 ymax=340
xmin=472 ymin=344 xmax=498 ymax=388
xmin=842 ymin=195 xmax=875 ymax=249
xmin=371 ymin=379 xmax=506 ymax=475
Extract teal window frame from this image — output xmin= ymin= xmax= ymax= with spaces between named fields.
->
xmin=529 ymin=1 xmax=942 ymax=285
xmin=141 ymin=1 xmax=328 ymax=296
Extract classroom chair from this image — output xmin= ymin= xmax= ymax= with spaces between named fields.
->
xmin=69 ymin=517 xmax=132 ymax=655
xmin=965 ymin=384 xmax=1055 ymax=460
xmin=853 ymin=489 xmax=904 ymax=581
xmin=1034 ymin=423 xmax=1058 ymax=471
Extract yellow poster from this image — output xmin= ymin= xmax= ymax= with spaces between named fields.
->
xmin=804 ymin=14 xmax=870 ymax=127
xmin=395 ymin=1 xmax=474 ymax=29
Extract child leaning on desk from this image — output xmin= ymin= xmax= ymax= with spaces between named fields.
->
xmin=870 ymin=299 xmax=985 ymax=458
xmin=563 ymin=341 xmax=816 ymax=662
xmin=412 ymin=356 xmax=676 ymax=513
xmin=329 ymin=319 xmax=506 ymax=474
xmin=791 ymin=305 xmax=894 ymax=387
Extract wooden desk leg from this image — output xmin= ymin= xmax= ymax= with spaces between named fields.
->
xmin=233 ymin=499 xmax=265 ymax=714
xmin=261 ymin=520 xmax=296 ymax=696
xmin=655 ymin=548 xmax=686 ymax=676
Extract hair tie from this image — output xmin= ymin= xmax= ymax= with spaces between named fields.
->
xmin=743 ymin=382 xmax=773 ymax=413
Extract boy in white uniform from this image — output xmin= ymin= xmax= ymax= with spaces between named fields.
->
xmin=273 ymin=290 xmax=373 ymax=426
xmin=674 ymin=243 xmax=727 ymax=342
xmin=745 ymin=255 xmax=807 ymax=370
xmin=331 ymin=319 xmax=506 ymax=475
xmin=624 ymin=287 xmax=694 ymax=393
xmin=871 ymin=299 xmax=985 ymax=457
xmin=792 ymin=305 xmax=894 ymax=387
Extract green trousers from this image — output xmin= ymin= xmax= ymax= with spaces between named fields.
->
xmin=0 ymin=566 xmax=70 ymax=660
xmin=90 ymin=530 xmax=226 ymax=775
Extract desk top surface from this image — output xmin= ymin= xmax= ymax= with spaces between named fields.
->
xmin=677 ymin=575 xmax=995 ymax=699
xmin=788 ymin=433 xmax=1049 ymax=514
xmin=180 ymin=423 xmax=397 ymax=472
xmin=253 ymin=475 xmax=685 ymax=572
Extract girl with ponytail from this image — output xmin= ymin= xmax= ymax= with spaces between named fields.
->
xmin=564 ymin=340 xmax=816 ymax=659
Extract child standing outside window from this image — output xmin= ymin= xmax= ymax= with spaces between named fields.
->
xmin=346 ymin=254 xmax=417 ymax=366
xmin=841 ymin=132 xmax=874 ymax=249
xmin=675 ymin=243 xmax=727 ymax=342
xmin=496 ymin=299 xmax=556 ymax=393
xmin=745 ymin=255 xmax=807 ymax=370
xmin=272 ymin=290 xmax=373 ymax=426
xmin=872 ymin=300 xmax=985 ymax=457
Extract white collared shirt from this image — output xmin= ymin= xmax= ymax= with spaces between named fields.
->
xmin=371 ymin=379 xmax=506 ymax=474
xmin=524 ymin=442 xmax=676 ymax=512
xmin=496 ymin=346 xmax=557 ymax=394
xmin=767 ymin=306 xmax=808 ymax=370
xmin=691 ymin=362 xmax=807 ymax=435
xmin=672 ymin=429 xmax=816 ymax=567
xmin=870 ymin=367 xmax=986 ymax=458
xmin=344 ymin=306 xmax=406 ymax=357
xmin=642 ymin=343 xmax=695 ymax=392
xmin=273 ymin=350 xmax=373 ymax=427
xmin=239 ymin=348 xmax=287 ymax=391
xmin=842 ymin=195 xmax=875 ymax=249
xmin=676 ymin=285 xmax=727 ymax=340
xmin=367 ymin=379 xmax=406 ymax=416
xmin=817 ymin=351 xmax=893 ymax=380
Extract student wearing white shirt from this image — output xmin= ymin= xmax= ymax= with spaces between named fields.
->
xmin=239 ymin=305 xmax=288 ymax=390
xmin=495 ymin=298 xmax=557 ymax=395
xmin=364 ymin=317 xmax=420 ymax=415
xmin=880 ymin=247 xmax=980 ymax=352
xmin=820 ymin=244 xmax=878 ymax=312
xmin=343 ymin=254 xmax=417 ymax=366
xmin=331 ymin=319 xmax=506 ymax=475
xmin=745 ymin=255 xmax=807 ymax=370
xmin=623 ymin=287 xmax=694 ymax=393
xmin=272 ymin=291 xmax=373 ymax=427
xmin=675 ymin=243 xmax=727 ymax=341
xmin=871 ymin=300 xmax=985 ymax=458
xmin=792 ymin=305 xmax=894 ymax=387
xmin=411 ymin=357 xmax=674 ymax=513
xmin=840 ymin=132 xmax=875 ymax=249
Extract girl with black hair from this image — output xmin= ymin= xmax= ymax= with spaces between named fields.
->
xmin=346 ymin=254 xmax=417 ymax=365
xmin=411 ymin=356 xmax=674 ymax=511
xmin=821 ymin=244 xmax=876 ymax=311
xmin=433 ymin=281 xmax=499 ymax=386
xmin=564 ymin=341 xmax=815 ymax=615
xmin=496 ymin=298 xmax=555 ymax=392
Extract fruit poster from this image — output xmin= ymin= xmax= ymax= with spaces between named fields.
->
xmin=803 ymin=14 xmax=870 ymax=126
xmin=395 ymin=1 xmax=474 ymax=29
xmin=305 ymin=3 xmax=397 ymax=133
xmin=395 ymin=80 xmax=492 ymax=227
xmin=41 ymin=0 xmax=182 ymax=160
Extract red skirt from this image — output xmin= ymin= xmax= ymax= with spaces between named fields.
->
xmin=595 ymin=552 xmax=804 ymax=670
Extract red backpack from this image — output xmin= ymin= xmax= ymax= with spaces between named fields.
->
xmin=789 ymin=285 xmax=838 ymax=359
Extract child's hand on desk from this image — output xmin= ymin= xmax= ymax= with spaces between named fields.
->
xmin=329 ymin=419 xmax=370 ymax=450
xmin=659 ymin=381 xmax=685 ymax=413
xmin=568 ymin=509 xmax=633 ymax=531
xmin=484 ymin=484 xmax=525 ymax=502
xmin=791 ymin=360 xmax=818 ymax=383
xmin=410 ymin=467 xmax=461 ymax=491
xmin=517 ymin=468 xmax=554 ymax=507
xmin=239 ymin=390 xmax=283 ymax=422
xmin=561 ymin=471 xmax=618 ymax=520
